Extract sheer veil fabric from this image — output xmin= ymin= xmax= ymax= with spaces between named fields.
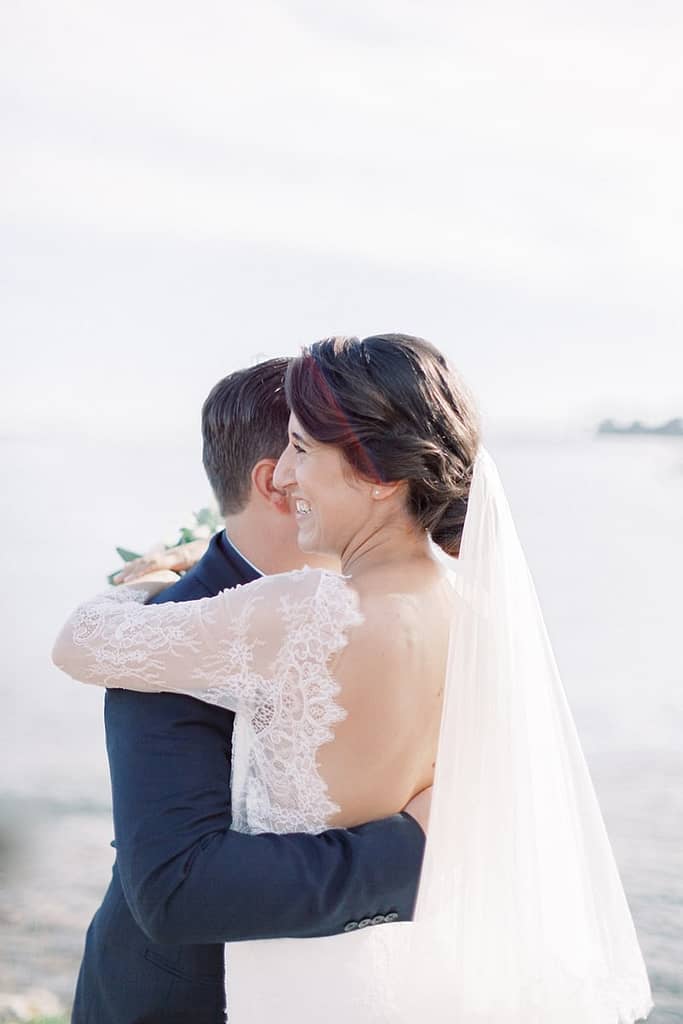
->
xmin=224 ymin=447 xmax=653 ymax=1023
xmin=402 ymin=446 xmax=652 ymax=1022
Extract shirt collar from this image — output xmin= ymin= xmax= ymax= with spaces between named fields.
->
xmin=221 ymin=530 xmax=264 ymax=578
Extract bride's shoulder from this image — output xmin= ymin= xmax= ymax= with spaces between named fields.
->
xmin=235 ymin=567 xmax=359 ymax=611
xmin=236 ymin=569 xmax=364 ymax=651
xmin=286 ymin=568 xmax=363 ymax=625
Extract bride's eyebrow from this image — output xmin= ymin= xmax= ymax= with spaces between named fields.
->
xmin=291 ymin=429 xmax=313 ymax=447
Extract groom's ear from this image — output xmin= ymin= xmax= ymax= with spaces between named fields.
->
xmin=251 ymin=459 xmax=290 ymax=514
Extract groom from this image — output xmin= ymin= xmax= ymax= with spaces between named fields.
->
xmin=72 ymin=358 xmax=427 ymax=1024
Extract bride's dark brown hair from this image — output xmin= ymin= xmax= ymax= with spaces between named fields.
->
xmin=285 ymin=334 xmax=480 ymax=557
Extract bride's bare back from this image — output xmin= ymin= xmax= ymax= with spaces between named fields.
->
xmin=322 ymin=559 xmax=452 ymax=828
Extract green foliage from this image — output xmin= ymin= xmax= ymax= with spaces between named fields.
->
xmin=195 ymin=506 xmax=221 ymax=529
xmin=116 ymin=546 xmax=143 ymax=562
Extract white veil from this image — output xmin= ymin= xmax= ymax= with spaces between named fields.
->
xmin=396 ymin=446 xmax=652 ymax=1022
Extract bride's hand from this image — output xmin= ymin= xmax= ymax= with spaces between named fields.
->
xmin=117 ymin=569 xmax=181 ymax=596
xmin=403 ymin=785 xmax=432 ymax=835
xmin=112 ymin=539 xmax=210 ymax=584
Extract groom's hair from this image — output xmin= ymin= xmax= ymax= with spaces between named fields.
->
xmin=202 ymin=358 xmax=290 ymax=515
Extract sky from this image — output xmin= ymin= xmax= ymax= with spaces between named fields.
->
xmin=2 ymin=0 xmax=682 ymax=440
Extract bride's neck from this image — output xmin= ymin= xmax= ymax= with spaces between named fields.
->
xmin=341 ymin=521 xmax=432 ymax=580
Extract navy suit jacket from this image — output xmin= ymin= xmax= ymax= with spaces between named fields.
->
xmin=72 ymin=532 xmax=425 ymax=1024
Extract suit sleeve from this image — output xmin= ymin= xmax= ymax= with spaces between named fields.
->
xmin=115 ymin=801 xmax=426 ymax=945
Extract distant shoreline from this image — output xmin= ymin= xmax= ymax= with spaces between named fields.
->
xmin=597 ymin=417 xmax=683 ymax=437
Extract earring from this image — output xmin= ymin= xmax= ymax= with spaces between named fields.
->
xmin=373 ymin=488 xmax=380 ymax=497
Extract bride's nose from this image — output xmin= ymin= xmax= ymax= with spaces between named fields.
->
xmin=273 ymin=444 xmax=296 ymax=491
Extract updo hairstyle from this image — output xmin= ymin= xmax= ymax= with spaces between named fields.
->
xmin=284 ymin=334 xmax=480 ymax=556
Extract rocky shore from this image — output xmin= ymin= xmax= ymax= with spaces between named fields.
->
xmin=0 ymin=799 xmax=114 ymax=1024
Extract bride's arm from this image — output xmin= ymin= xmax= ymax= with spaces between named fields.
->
xmin=52 ymin=574 xmax=271 ymax=709
xmin=51 ymin=569 xmax=334 ymax=713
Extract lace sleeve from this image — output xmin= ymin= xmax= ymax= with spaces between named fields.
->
xmin=51 ymin=570 xmax=362 ymax=715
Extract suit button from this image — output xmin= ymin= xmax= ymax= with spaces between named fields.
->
xmin=343 ymin=921 xmax=358 ymax=932
xmin=385 ymin=912 xmax=399 ymax=922
xmin=357 ymin=918 xmax=372 ymax=929
xmin=372 ymin=915 xmax=386 ymax=925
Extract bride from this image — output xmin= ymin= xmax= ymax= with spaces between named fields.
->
xmin=52 ymin=334 xmax=652 ymax=1022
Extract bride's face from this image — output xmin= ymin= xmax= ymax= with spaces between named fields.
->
xmin=273 ymin=412 xmax=375 ymax=556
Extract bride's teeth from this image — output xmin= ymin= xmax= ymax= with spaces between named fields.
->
xmin=296 ymin=499 xmax=312 ymax=514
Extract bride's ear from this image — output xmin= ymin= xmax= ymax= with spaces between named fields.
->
xmin=251 ymin=459 xmax=290 ymax=513
xmin=370 ymin=479 xmax=406 ymax=503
